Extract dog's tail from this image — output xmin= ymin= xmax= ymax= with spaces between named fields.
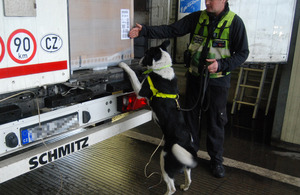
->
xmin=172 ymin=144 xmax=197 ymax=168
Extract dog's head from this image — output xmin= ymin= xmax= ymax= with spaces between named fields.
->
xmin=140 ymin=40 xmax=172 ymax=70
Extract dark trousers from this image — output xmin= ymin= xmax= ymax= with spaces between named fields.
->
xmin=184 ymin=72 xmax=228 ymax=164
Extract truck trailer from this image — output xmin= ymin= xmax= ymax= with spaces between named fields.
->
xmin=0 ymin=0 xmax=152 ymax=183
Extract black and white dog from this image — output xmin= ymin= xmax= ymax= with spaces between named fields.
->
xmin=119 ymin=40 xmax=198 ymax=195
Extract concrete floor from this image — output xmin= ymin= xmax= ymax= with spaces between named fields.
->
xmin=0 ymin=120 xmax=299 ymax=194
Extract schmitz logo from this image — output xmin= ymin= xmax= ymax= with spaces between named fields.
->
xmin=29 ymin=137 xmax=89 ymax=170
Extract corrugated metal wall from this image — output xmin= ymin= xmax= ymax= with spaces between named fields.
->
xmin=281 ymin=20 xmax=300 ymax=145
xmin=149 ymin=0 xmax=175 ymax=54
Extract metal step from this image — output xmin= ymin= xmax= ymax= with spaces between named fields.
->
xmin=239 ymin=84 xmax=260 ymax=89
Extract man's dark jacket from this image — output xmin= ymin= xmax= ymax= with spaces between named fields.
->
xmin=139 ymin=3 xmax=249 ymax=87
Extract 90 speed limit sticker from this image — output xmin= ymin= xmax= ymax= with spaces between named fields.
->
xmin=7 ymin=29 xmax=37 ymax=64
xmin=0 ymin=36 xmax=4 ymax=63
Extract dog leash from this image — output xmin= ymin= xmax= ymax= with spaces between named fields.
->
xmin=144 ymin=135 xmax=164 ymax=189
xmin=143 ymin=64 xmax=210 ymax=112
xmin=177 ymin=67 xmax=210 ymax=112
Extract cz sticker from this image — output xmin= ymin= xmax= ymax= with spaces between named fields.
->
xmin=41 ymin=34 xmax=63 ymax=53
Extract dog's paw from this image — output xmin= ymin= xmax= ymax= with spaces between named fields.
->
xmin=180 ymin=184 xmax=190 ymax=191
xmin=164 ymin=189 xmax=176 ymax=195
xmin=118 ymin=62 xmax=129 ymax=69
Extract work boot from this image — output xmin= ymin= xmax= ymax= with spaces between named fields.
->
xmin=210 ymin=162 xmax=225 ymax=178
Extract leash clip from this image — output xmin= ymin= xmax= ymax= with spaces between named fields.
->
xmin=175 ymin=96 xmax=181 ymax=110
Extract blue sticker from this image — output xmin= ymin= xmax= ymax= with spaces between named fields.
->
xmin=21 ymin=129 xmax=30 ymax=145
xmin=180 ymin=0 xmax=201 ymax=13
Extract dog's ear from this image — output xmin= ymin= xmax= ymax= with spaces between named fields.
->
xmin=153 ymin=49 xmax=162 ymax=61
xmin=160 ymin=40 xmax=170 ymax=51
xmin=142 ymin=47 xmax=162 ymax=66
xmin=142 ymin=41 xmax=169 ymax=66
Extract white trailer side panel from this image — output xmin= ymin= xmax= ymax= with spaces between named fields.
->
xmin=68 ymin=0 xmax=134 ymax=71
xmin=0 ymin=0 xmax=70 ymax=94
xmin=200 ymin=0 xmax=297 ymax=63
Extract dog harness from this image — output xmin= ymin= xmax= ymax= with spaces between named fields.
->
xmin=147 ymin=76 xmax=178 ymax=100
xmin=146 ymin=76 xmax=181 ymax=109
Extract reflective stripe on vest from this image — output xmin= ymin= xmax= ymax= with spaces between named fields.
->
xmin=188 ymin=10 xmax=236 ymax=78
xmin=147 ymin=76 xmax=178 ymax=100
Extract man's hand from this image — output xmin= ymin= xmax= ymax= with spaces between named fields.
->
xmin=206 ymin=59 xmax=218 ymax=73
xmin=129 ymin=23 xmax=142 ymax=38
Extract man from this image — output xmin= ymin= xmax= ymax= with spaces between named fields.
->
xmin=129 ymin=0 xmax=249 ymax=178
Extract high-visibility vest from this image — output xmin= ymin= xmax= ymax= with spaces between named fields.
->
xmin=188 ymin=10 xmax=236 ymax=78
